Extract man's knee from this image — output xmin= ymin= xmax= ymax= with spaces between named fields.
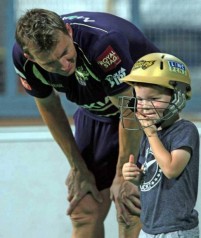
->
xmin=70 ymin=199 xmax=106 ymax=228
xmin=70 ymin=208 xmax=98 ymax=227
xmin=118 ymin=214 xmax=141 ymax=229
xmin=69 ymin=190 xmax=111 ymax=228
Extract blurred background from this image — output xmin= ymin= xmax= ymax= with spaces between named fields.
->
xmin=0 ymin=0 xmax=200 ymax=123
xmin=0 ymin=1 xmax=200 ymax=238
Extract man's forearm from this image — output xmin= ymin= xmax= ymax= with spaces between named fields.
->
xmin=116 ymin=121 xmax=142 ymax=176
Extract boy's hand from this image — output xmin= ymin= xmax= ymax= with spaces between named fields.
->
xmin=122 ymin=154 xmax=142 ymax=182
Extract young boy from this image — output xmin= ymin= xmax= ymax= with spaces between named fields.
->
xmin=120 ymin=52 xmax=199 ymax=237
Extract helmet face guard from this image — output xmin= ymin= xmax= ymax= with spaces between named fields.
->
xmin=119 ymin=90 xmax=186 ymax=130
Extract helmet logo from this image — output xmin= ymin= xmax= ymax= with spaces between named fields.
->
xmin=168 ymin=61 xmax=187 ymax=75
xmin=132 ymin=60 xmax=155 ymax=70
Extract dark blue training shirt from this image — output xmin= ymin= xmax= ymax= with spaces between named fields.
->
xmin=12 ymin=11 xmax=160 ymax=119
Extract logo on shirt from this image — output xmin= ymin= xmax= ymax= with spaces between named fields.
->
xmin=82 ymin=96 xmax=110 ymax=110
xmin=62 ymin=15 xmax=95 ymax=22
xmin=19 ymin=77 xmax=32 ymax=90
xmin=96 ymin=45 xmax=121 ymax=72
xmin=75 ymin=66 xmax=90 ymax=86
xmin=140 ymin=147 xmax=162 ymax=192
xmin=105 ymin=67 xmax=126 ymax=88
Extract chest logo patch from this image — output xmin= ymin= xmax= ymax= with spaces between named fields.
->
xmin=75 ymin=66 xmax=90 ymax=86
xmin=96 ymin=45 xmax=121 ymax=72
xmin=105 ymin=67 xmax=126 ymax=88
xmin=140 ymin=147 xmax=162 ymax=192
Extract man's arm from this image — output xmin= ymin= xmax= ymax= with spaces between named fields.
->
xmin=34 ymin=89 xmax=103 ymax=214
xmin=35 ymin=90 xmax=82 ymax=167
xmin=109 ymin=87 xmax=142 ymax=225
xmin=109 ymin=86 xmax=142 ymax=166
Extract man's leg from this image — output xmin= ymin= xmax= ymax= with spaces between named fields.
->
xmin=72 ymin=109 xmax=119 ymax=237
xmin=70 ymin=189 xmax=111 ymax=238
xmin=118 ymin=215 xmax=142 ymax=238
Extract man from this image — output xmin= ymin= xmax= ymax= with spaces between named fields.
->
xmin=12 ymin=9 xmax=160 ymax=238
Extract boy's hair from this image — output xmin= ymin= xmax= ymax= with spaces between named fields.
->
xmin=133 ymin=82 xmax=172 ymax=96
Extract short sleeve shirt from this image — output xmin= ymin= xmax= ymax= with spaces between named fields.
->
xmin=138 ymin=119 xmax=199 ymax=234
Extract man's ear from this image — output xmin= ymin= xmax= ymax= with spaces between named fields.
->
xmin=24 ymin=53 xmax=35 ymax=62
xmin=65 ymin=23 xmax=73 ymax=38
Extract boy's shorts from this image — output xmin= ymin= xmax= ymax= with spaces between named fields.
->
xmin=73 ymin=108 xmax=119 ymax=191
xmin=139 ymin=225 xmax=199 ymax=238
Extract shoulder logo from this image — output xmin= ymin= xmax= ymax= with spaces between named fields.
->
xmin=62 ymin=15 xmax=95 ymax=22
xmin=96 ymin=45 xmax=121 ymax=72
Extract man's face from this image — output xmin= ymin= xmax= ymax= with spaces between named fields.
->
xmin=28 ymin=31 xmax=77 ymax=76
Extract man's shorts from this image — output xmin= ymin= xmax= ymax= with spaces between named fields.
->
xmin=73 ymin=108 xmax=119 ymax=191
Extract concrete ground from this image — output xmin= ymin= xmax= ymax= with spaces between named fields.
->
xmin=0 ymin=124 xmax=200 ymax=238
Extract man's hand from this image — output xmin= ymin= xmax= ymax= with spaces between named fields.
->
xmin=110 ymin=176 xmax=141 ymax=226
xmin=66 ymin=168 xmax=103 ymax=215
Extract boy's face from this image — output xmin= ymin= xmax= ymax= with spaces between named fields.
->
xmin=134 ymin=84 xmax=172 ymax=120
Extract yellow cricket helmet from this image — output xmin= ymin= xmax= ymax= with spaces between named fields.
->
xmin=121 ymin=52 xmax=191 ymax=99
